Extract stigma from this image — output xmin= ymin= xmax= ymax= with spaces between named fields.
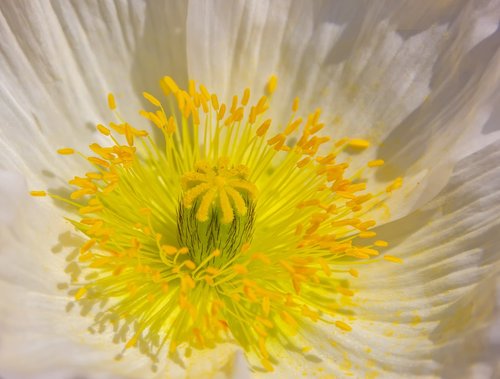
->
xmin=32 ymin=75 xmax=402 ymax=372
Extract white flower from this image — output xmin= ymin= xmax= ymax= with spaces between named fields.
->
xmin=1 ymin=1 xmax=500 ymax=378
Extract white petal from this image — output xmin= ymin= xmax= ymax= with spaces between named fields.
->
xmin=186 ymin=0 xmax=500 ymax=224
xmin=349 ymin=139 xmax=500 ymax=376
xmin=0 ymin=170 xmax=27 ymax=225
xmin=0 ymin=280 xmax=240 ymax=379
xmin=0 ymin=1 xmax=188 ymax=179
xmin=252 ymin=138 xmax=500 ymax=378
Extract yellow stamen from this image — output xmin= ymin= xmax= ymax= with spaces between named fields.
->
xmin=34 ymin=75 xmax=402 ymax=373
xmin=74 ymin=287 xmax=87 ymax=300
xmin=347 ymin=138 xmax=370 ymax=149
xmin=57 ymin=148 xmax=75 ymax=155
xmin=266 ymin=75 xmax=278 ymax=94
xmin=30 ymin=191 xmax=47 ymax=197
xmin=368 ymin=159 xmax=384 ymax=167
xmin=335 ymin=321 xmax=352 ymax=331
xmin=107 ymin=93 xmax=116 ymax=110
xmin=384 ymin=255 xmax=403 ymax=264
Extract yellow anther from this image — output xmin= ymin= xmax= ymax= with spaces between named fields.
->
xmin=267 ymin=133 xmax=285 ymax=147
xmin=359 ymin=231 xmax=377 ymax=238
xmin=162 ymin=245 xmax=178 ymax=255
xmin=233 ymin=264 xmax=248 ymax=275
xmin=96 ymin=124 xmax=111 ymax=136
xmin=57 ymin=148 xmax=75 ymax=155
xmin=368 ymin=159 xmax=384 ymax=167
xmin=297 ymin=157 xmax=311 ymax=168
xmin=386 ymin=177 xmax=403 ymax=192
xmin=74 ymin=287 xmax=87 ymax=300
xmin=188 ymin=79 xmax=196 ymax=97
xmin=78 ymin=252 xmax=93 ymax=262
xmin=337 ymin=287 xmax=354 ymax=297
xmin=318 ymin=258 xmax=331 ymax=276
xmin=374 ymin=240 xmax=389 ymax=247
xmin=266 ymin=75 xmax=278 ymax=94
xmin=357 ymin=220 xmax=376 ymax=230
xmin=163 ymin=76 xmax=179 ymax=94
xmin=262 ymin=297 xmax=271 ymax=316
xmin=211 ymin=94 xmax=219 ymax=110
xmin=331 ymin=218 xmax=360 ymax=227
xmin=230 ymin=95 xmax=238 ymax=113
xmin=80 ymin=239 xmax=96 ymax=253
xmin=284 ymin=118 xmax=303 ymax=135
xmin=107 ymin=93 xmax=116 ymax=110
xmin=261 ymin=358 xmax=274 ymax=372
xmin=242 ymin=88 xmax=250 ymax=106
xmin=88 ymin=157 xmax=110 ymax=168
xmin=251 ymin=252 xmax=271 ymax=265
xmin=280 ymin=311 xmax=298 ymax=328
xmin=256 ymin=95 xmax=269 ymax=114
xmin=347 ymin=183 xmax=367 ymax=192
xmin=125 ymin=334 xmax=139 ymax=349
xmin=258 ymin=336 xmax=269 ymax=358
xmin=256 ymin=119 xmax=271 ymax=136
xmin=30 ymin=190 xmax=47 ymax=197
xmin=335 ymin=320 xmax=352 ymax=331
xmin=384 ymin=255 xmax=403 ymax=263
xmin=143 ymin=92 xmax=161 ymax=107
xmin=199 ymin=84 xmax=210 ymax=100
xmin=166 ymin=116 xmax=176 ymax=134
xmin=301 ymin=305 xmax=320 ymax=322
xmin=348 ymin=268 xmax=359 ymax=277
xmin=254 ymin=324 xmax=268 ymax=337
xmin=217 ymin=104 xmax=226 ymax=121
xmin=347 ymin=138 xmax=370 ymax=148
xmin=292 ymin=97 xmax=300 ymax=112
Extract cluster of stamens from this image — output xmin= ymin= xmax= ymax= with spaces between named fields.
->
xmin=31 ymin=74 xmax=403 ymax=372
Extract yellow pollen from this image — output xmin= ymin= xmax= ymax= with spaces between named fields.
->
xmin=335 ymin=321 xmax=352 ymax=332
xmin=266 ymin=75 xmax=278 ymax=94
xmin=384 ymin=255 xmax=403 ymax=264
xmin=57 ymin=148 xmax=75 ymax=155
xmin=386 ymin=177 xmax=403 ymax=192
xmin=107 ymin=93 xmax=116 ymax=110
xmin=347 ymin=138 xmax=370 ymax=149
xmin=143 ymin=92 xmax=161 ymax=107
xmin=29 ymin=190 xmax=47 ymax=197
xmin=368 ymin=159 xmax=384 ymax=167
xmin=74 ymin=287 xmax=87 ymax=300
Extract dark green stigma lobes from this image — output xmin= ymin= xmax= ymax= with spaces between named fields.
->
xmin=177 ymin=197 xmax=256 ymax=266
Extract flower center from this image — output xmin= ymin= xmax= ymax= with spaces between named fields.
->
xmin=178 ymin=158 xmax=257 ymax=265
xmin=32 ymin=75 xmax=403 ymax=372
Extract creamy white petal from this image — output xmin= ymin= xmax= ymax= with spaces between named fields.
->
xmin=0 ymin=0 xmax=188 ymax=180
xmin=348 ymin=139 xmax=500 ymax=377
xmin=187 ymin=0 xmax=500 ymax=224
xmin=0 ymin=280 xmax=241 ymax=379
xmin=0 ymin=170 xmax=27 ymax=225
xmin=243 ymin=138 xmax=500 ymax=378
xmin=0 ymin=192 xmax=239 ymax=377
